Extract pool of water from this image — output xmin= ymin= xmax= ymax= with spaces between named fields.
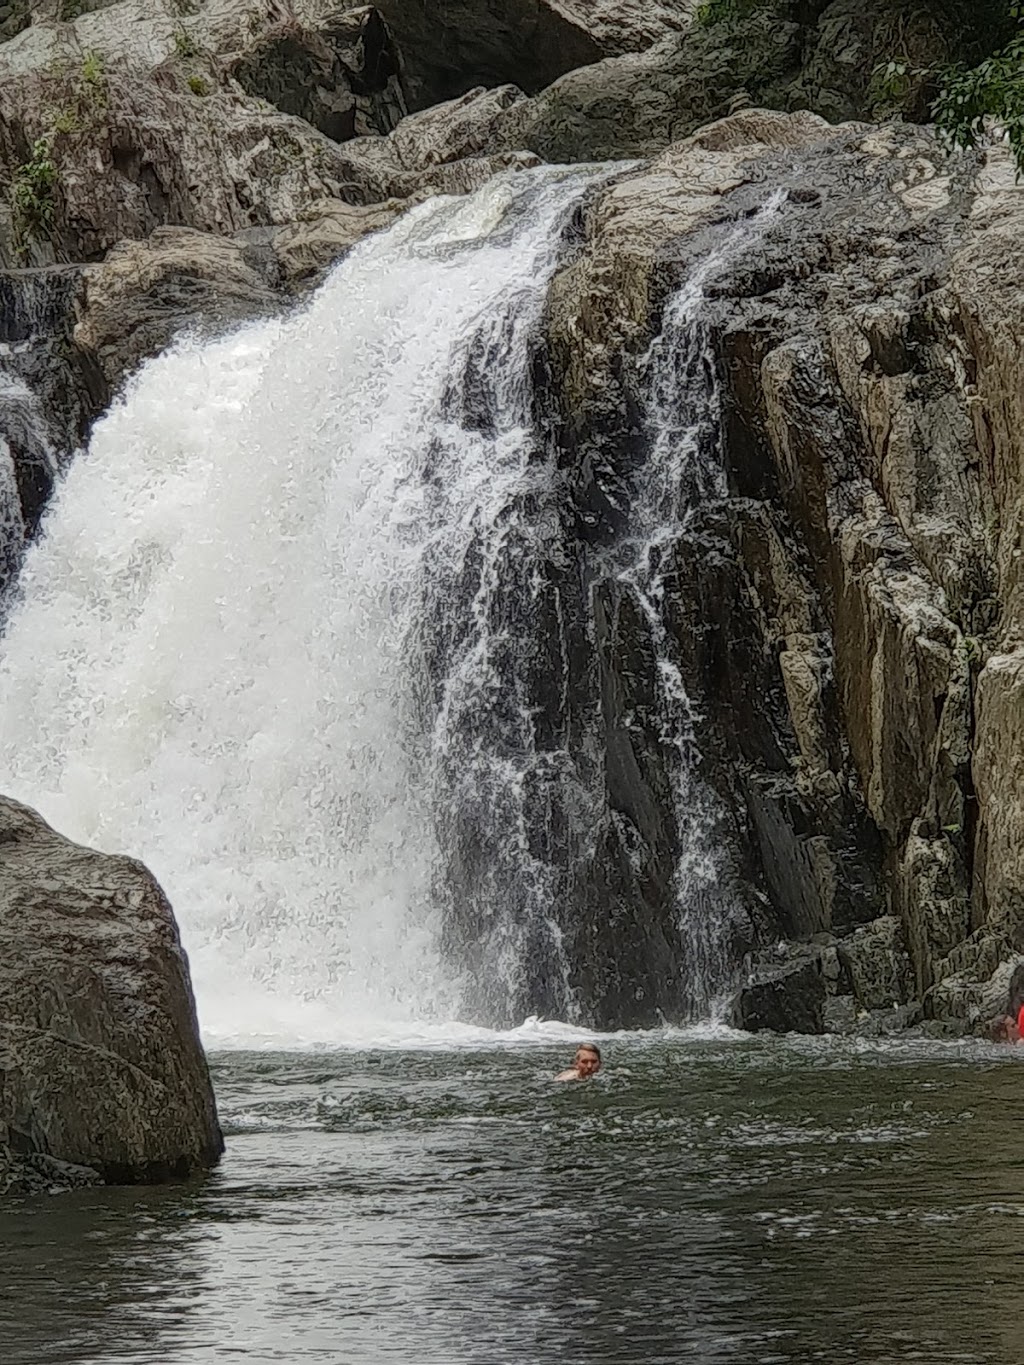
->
xmin=3 ymin=1032 xmax=1024 ymax=1364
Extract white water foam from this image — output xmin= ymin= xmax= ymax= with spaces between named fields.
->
xmin=0 ymin=169 xmax=604 ymax=1048
xmin=204 ymin=1012 xmax=750 ymax=1052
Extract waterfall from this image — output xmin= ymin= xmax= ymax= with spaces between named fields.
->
xmin=0 ymin=168 xmax=782 ymax=1046
xmin=613 ymin=192 xmax=786 ymax=1016
xmin=0 ymin=170 xmax=611 ymax=1045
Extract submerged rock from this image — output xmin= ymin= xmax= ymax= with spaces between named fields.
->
xmin=0 ymin=797 xmax=222 ymax=1187
xmin=0 ymin=1143 xmax=101 ymax=1196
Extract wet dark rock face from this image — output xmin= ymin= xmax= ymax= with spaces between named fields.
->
xmin=230 ymin=8 xmax=408 ymax=143
xmin=368 ymin=0 xmax=606 ymax=110
xmin=0 ymin=269 xmax=106 ymax=591
xmin=417 ymin=111 xmax=1024 ymax=1036
xmin=530 ymin=112 xmax=1024 ymax=1037
xmin=734 ymin=952 xmax=827 ymax=1034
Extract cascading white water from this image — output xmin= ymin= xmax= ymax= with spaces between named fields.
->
xmin=616 ymin=194 xmax=787 ymax=1015
xmin=0 ymin=169 xmax=606 ymax=1047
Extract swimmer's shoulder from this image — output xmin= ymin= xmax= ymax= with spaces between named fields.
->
xmin=554 ymin=1069 xmax=578 ymax=1082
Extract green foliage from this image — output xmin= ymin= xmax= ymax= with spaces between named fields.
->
xmin=58 ymin=0 xmax=85 ymax=20
xmin=187 ymin=73 xmax=210 ymax=96
xmin=80 ymin=47 xmax=104 ymax=88
xmin=960 ymin=635 xmax=982 ymax=667
xmin=173 ymin=26 xmax=200 ymax=59
xmin=870 ymin=59 xmax=927 ymax=105
xmin=50 ymin=105 xmax=82 ymax=135
xmin=10 ymin=138 xmax=59 ymax=256
xmin=932 ymin=10 xmax=1024 ymax=171
xmin=36 ymin=48 xmax=109 ymax=157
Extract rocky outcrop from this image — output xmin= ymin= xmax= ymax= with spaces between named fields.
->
xmin=838 ymin=916 xmax=914 ymax=1011
xmin=482 ymin=0 xmax=953 ymax=164
xmin=490 ymin=16 xmax=801 ymax=163
xmin=733 ymin=950 xmax=827 ymax=1034
xmin=367 ymin=0 xmax=696 ymax=110
xmin=527 ymin=108 xmax=1024 ymax=1033
xmin=230 ymin=5 xmax=407 ymax=142
xmin=326 ymin=86 xmax=541 ymax=203
xmin=0 ymin=796 xmax=222 ymax=1185
xmin=71 ymin=227 xmax=280 ymax=388
xmin=0 ymin=2 xmax=445 ymax=267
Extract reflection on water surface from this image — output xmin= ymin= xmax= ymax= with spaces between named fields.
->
xmin=3 ymin=1033 xmax=1024 ymax=1364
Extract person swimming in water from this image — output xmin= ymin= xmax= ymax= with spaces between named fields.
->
xmin=555 ymin=1044 xmax=601 ymax=1081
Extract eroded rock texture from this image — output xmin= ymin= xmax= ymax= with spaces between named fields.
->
xmin=533 ymin=110 xmax=1024 ymax=1033
xmin=0 ymin=797 xmax=222 ymax=1184
xmin=367 ymin=0 xmax=696 ymax=109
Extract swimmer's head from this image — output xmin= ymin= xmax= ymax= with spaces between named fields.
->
xmin=574 ymin=1044 xmax=601 ymax=1078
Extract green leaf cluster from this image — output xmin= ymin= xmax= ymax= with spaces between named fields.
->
xmin=694 ymin=0 xmax=1024 ymax=173
xmin=10 ymin=137 xmax=59 ymax=256
xmin=80 ymin=48 xmax=105 ymax=89
xmin=932 ymin=7 xmax=1024 ymax=169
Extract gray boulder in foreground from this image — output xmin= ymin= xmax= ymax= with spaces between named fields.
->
xmin=0 ymin=797 xmax=222 ymax=1191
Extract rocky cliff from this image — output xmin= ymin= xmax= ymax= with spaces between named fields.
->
xmin=534 ymin=108 xmax=1024 ymax=1034
xmin=2 ymin=0 xmax=1024 ymax=1038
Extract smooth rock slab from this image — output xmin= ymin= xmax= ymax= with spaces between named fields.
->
xmin=0 ymin=797 xmax=222 ymax=1185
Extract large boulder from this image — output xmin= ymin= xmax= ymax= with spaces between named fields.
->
xmin=0 ymin=796 xmax=222 ymax=1186
xmin=733 ymin=951 xmax=827 ymax=1034
xmin=71 ymin=225 xmax=283 ymax=390
xmin=838 ymin=915 xmax=914 ymax=1011
xmin=327 ymin=87 xmax=541 ymax=205
xmin=491 ymin=16 xmax=802 ymax=163
xmin=365 ymin=0 xmax=697 ymax=109
xmin=230 ymin=6 xmax=408 ymax=142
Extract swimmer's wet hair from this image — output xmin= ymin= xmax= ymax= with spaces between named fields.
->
xmin=576 ymin=1043 xmax=601 ymax=1061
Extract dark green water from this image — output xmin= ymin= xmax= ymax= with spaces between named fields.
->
xmin=3 ymin=1033 xmax=1024 ymax=1364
